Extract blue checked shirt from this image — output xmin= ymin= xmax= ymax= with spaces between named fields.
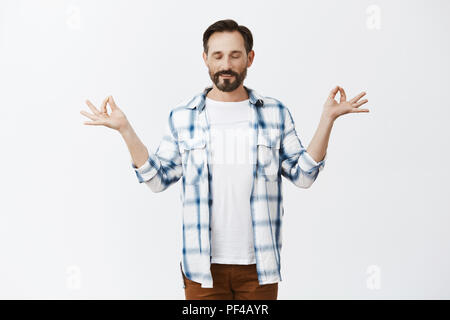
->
xmin=131 ymin=85 xmax=327 ymax=288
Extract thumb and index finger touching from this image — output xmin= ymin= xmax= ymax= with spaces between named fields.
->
xmin=84 ymin=95 xmax=118 ymax=114
xmin=328 ymin=85 xmax=346 ymax=102
xmin=97 ymin=95 xmax=119 ymax=115
xmin=107 ymin=95 xmax=118 ymax=110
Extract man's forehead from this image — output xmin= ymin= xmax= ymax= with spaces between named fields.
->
xmin=208 ymin=32 xmax=245 ymax=50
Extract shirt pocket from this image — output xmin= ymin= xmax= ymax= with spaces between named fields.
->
xmin=178 ymin=137 xmax=207 ymax=185
xmin=256 ymin=132 xmax=281 ymax=181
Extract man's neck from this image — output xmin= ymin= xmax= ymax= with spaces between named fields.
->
xmin=206 ymin=84 xmax=249 ymax=102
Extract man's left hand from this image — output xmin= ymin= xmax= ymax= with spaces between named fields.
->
xmin=322 ymin=86 xmax=370 ymax=121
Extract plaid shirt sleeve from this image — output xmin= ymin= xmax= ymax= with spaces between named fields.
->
xmin=131 ymin=110 xmax=183 ymax=192
xmin=280 ymin=105 xmax=327 ymax=188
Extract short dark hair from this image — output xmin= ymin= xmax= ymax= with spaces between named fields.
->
xmin=203 ymin=19 xmax=253 ymax=55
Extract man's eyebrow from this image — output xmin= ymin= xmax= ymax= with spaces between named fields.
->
xmin=211 ymin=50 xmax=243 ymax=55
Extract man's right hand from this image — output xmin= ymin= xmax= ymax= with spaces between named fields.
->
xmin=80 ymin=95 xmax=130 ymax=133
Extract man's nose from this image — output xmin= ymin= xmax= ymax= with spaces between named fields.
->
xmin=222 ymin=57 xmax=233 ymax=70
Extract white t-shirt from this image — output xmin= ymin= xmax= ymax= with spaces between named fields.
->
xmin=205 ymin=96 xmax=256 ymax=265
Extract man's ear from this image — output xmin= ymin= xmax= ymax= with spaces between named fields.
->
xmin=247 ymin=50 xmax=255 ymax=68
xmin=202 ymin=51 xmax=207 ymax=65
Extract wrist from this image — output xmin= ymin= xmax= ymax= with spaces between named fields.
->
xmin=320 ymin=112 xmax=336 ymax=124
xmin=119 ymin=122 xmax=133 ymax=136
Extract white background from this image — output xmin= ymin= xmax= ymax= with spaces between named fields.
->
xmin=0 ymin=0 xmax=449 ymax=299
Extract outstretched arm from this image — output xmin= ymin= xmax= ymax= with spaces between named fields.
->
xmin=280 ymin=85 xmax=369 ymax=188
xmin=80 ymin=96 xmax=182 ymax=193
xmin=81 ymin=95 xmax=149 ymax=168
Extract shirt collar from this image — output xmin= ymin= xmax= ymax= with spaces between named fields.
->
xmin=187 ymin=85 xmax=264 ymax=111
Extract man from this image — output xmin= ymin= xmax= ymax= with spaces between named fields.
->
xmin=80 ymin=19 xmax=369 ymax=300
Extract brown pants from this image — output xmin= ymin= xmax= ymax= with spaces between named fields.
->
xmin=182 ymin=263 xmax=278 ymax=300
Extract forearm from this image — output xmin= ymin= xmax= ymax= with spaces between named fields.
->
xmin=306 ymin=113 xmax=334 ymax=163
xmin=119 ymin=123 xmax=149 ymax=168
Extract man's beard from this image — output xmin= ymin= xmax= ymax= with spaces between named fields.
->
xmin=209 ymin=67 xmax=247 ymax=92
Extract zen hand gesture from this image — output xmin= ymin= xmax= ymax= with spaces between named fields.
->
xmin=80 ymin=95 xmax=129 ymax=132
xmin=323 ymin=86 xmax=370 ymax=121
